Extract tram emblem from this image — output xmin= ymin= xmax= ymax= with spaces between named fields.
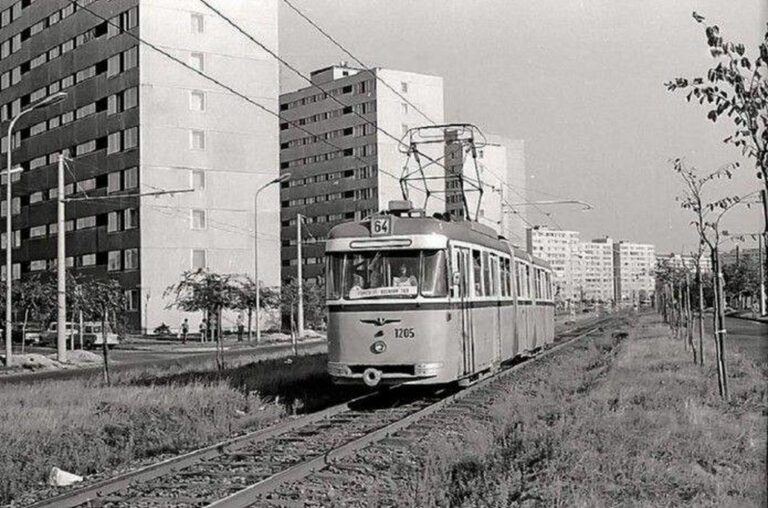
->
xmin=359 ymin=317 xmax=401 ymax=327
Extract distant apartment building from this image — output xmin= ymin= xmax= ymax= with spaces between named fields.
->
xmin=526 ymin=226 xmax=581 ymax=301
xmin=279 ymin=64 xmax=444 ymax=281
xmin=0 ymin=0 xmax=280 ymax=330
xmin=656 ymin=252 xmax=712 ymax=273
xmin=581 ymin=237 xmax=614 ymax=302
xmin=613 ymin=241 xmax=656 ymax=302
xmin=445 ymin=133 xmax=526 ymax=246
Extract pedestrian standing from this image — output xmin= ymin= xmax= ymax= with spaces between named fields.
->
xmin=236 ymin=314 xmax=245 ymax=342
xmin=181 ymin=318 xmax=189 ymax=344
xmin=199 ymin=318 xmax=207 ymax=343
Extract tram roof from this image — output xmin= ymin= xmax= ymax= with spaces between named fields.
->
xmin=328 ymin=215 xmax=551 ymax=269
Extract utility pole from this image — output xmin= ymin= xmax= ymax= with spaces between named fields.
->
xmin=296 ymin=213 xmax=304 ymax=337
xmin=56 ymin=153 xmax=67 ymax=362
xmin=498 ymin=186 xmax=507 ymax=239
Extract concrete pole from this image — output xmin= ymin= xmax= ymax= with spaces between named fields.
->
xmin=254 ymin=193 xmax=260 ymax=343
xmin=57 ymin=153 xmax=67 ymax=362
xmin=4 ymin=117 xmax=16 ymax=366
xmin=296 ymin=213 xmax=304 ymax=337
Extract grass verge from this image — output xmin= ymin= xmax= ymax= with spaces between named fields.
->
xmin=0 ymin=351 xmax=359 ymax=505
xmin=406 ymin=315 xmax=765 ymax=506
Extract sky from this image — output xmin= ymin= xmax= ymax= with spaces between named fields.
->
xmin=277 ymin=0 xmax=766 ymax=254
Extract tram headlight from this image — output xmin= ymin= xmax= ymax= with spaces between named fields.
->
xmin=414 ymin=362 xmax=443 ymax=376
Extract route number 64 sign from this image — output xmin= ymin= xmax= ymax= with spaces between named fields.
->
xmin=371 ymin=216 xmax=391 ymax=236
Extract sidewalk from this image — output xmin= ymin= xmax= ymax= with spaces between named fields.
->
xmin=119 ymin=330 xmax=326 ymax=352
xmin=728 ymin=310 xmax=768 ymax=323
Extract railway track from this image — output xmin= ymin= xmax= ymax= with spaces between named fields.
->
xmin=28 ymin=315 xmax=619 ymax=508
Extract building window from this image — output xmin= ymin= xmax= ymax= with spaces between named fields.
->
xmin=107 ymin=171 xmax=121 ymax=193
xmin=123 ymin=166 xmax=138 ymax=189
xmin=123 ymin=127 xmax=138 ymax=150
xmin=401 ymin=103 xmax=408 ymax=114
xmin=76 ymin=216 xmax=96 ymax=229
xmin=189 ymin=90 xmax=206 ymax=111
xmin=123 ymin=87 xmax=138 ymax=110
xmin=107 ymin=251 xmax=122 ymax=271
xmin=191 ymin=209 xmax=206 ymax=229
xmin=30 ymin=260 xmax=46 ymax=271
xmin=191 ymin=169 xmax=205 ymax=190
xmin=124 ymin=208 xmax=138 ymax=229
xmin=191 ymin=13 xmax=205 ymax=33
xmin=81 ymin=254 xmax=96 ymax=267
xmin=29 ymin=191 xmax=44 ymax=204
xmin=191 ymin=249 xmax=206 ymax=269
xmin=107 ymin=132 xmax=121 ymax=154
xmin=189 ymin=52 xmax=204 ymax=72
xmin=107 ymin=211 xmax=121 ymax=232
xmin=124 ymin=248 xmax=139 ymax=270
xmin=402 ymin=123 xmax=409 ymax=136
xmin=401 ymin=81 xmax=408 ymax=93
xmin=125 ymin=289 xmax=139 ymax=311
xmin=190 ymin=130 xmax=205 ymax=150
xmin=123 ymin=46 xmax=138 ymax=70
xmin=29 ymin=225 xmax=46 ymax=238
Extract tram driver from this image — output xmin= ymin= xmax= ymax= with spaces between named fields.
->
xmin=393 ymin=264 xmax=418 ymax=287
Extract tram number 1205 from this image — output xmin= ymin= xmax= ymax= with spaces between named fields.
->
xmin=394 ymin=328 xmax=415 ymax=339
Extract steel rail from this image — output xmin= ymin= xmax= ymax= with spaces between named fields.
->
xmin=205 ymin=321 xmax=614 ymax=508
xmin=26 ymin=389 xmax=387 ymax=508
xmin=28 ymin=314 xmax=618 ymax=508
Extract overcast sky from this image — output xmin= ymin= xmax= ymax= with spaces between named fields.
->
xmin=278 ymin=0 xmax=766 ymax=253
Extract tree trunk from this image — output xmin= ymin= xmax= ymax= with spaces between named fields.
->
xmin=101 ymin=309 xmax=111 ymax=386
xmin=247 ymin=307 xmax=253 ymax=343
xmin=21 ymin=308 xmax=28 ymax=354
xmin=715 ymin=253 xmax=729 ymax=400
xmin=711 ymin=251 xmax=728 ymax=399
xmin=697 ymin=267 xmax=705 ymax=366
xmin=685 ymin=272 xmax=695 ymax=363
xmin=216 ymin=306 xmax=224 ymax=372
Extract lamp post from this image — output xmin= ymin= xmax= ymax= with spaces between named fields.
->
xmin=254 ymin=173 xmax=290 ymax=343
xmin=4 ymin=92 xmax=66 ymax=365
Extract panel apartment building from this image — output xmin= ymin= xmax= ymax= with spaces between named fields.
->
xmin=0 ymin=0 xmax=280 ymax=330
xmin=444 ymin=133 xmax=527 ymax=246
xmin=279 ymin=64 xmax=444 ymax=281
xmin=613 ymin=241 xmax=656 ymax=303
xmin=527 ymin=227 xmax=656 ymax=305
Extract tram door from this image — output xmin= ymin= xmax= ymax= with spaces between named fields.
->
xmin=452 ymin=246 xmax=474 ymax=376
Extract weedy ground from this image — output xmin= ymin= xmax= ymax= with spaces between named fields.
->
xmin=0 ymin=352 xmax=360 ymax=505
xmin=402 ymin=316 xmax=766 ymax=507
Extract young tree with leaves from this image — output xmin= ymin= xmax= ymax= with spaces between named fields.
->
xmin=666 ymin=14 xmax=767 ymax=224
xmin=165 ymin=269 xmax=238 ymax=371
xmin=78 ymin=278 xmax=125 ymax=385
xmin=673 ymin=158 xmax=757 ymax=399
xmin=233 ymin=276 xmax=280 ymax=342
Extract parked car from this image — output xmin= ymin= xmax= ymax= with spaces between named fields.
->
xmin=39 ymin=322 xmax=78 ymax=347
xmin=81 ymin=322 xmax=120 ymax=349
xmin=40 ymin=321 xmax=120 ymax=349
xmin=12 ymin=323 xmax=44 ymax=345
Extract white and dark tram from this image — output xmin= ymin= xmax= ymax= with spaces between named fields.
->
xmin=325 ymin=200 xmax=555 ymax=387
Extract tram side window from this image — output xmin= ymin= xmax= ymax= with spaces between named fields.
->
xmin=525 ymin=264 xmax=532 ymax=299
xmin=472 ymin=250 xmax=483 ymax=297
xmin=422 ymin=250 xmax=448 ymax=298
xmin=515 ymin=261 xmax=523 ymax=298
xmin=500 ymin=257 xmax=510 ymax=297
xmin=546 ymin=272 xmax=552 ymax=300
xmin=327 ymin=255 xmax=342 ymax=300
xmin=488 ymin=254 xmax=499 ymax=297
xmin=534 ymin=269 xmax=540 ymax=299
xmin=482 ymin=252 xmax=492 ymax=297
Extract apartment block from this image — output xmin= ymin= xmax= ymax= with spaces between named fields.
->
xmin=279 ymin=64 xmax=444 ymax=281
xmin=445 ymin=133 xmax=526 ymax=246
xmin=0 ymin=0 xmax=280 ymax=330
xmin=613 ymin=241 xmax=656 ymax=303
xmin=526 ymin=226 xmax=581 ymax=301
xmin=656 ymin=252 xmax=713 ymax=273
xmin=581 ymin=237 xmax=614 ymax=302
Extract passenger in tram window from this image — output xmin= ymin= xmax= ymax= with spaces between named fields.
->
xmin=393 ymin=264 xmax=417 ymax=287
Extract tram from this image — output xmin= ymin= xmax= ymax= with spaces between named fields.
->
xmin=325 ymin=200 xmax=555 ymax=387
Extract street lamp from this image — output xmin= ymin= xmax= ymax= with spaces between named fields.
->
xmin=254 ymin=172 xmax=290 ymax=343
xmin=4 ymin=92 xmax=66 ymax=365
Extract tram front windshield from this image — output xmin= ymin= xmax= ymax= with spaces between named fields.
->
xmin=327 ymin=250 xmax=448 ymax=299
